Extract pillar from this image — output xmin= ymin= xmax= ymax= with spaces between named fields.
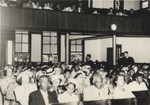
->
xmin=65 ymin=33 xmax=69 ymax=64
xmin=113 ymin=34 xmax=116 ymax=65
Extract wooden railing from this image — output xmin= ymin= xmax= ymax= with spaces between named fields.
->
xmin=1 ymin=7 xmax=150 ymax=35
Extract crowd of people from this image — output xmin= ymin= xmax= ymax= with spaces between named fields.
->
xmin=0 ymin=52 xmax=150 ymax=105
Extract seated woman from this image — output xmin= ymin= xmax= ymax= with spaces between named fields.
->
xmin=58 ymin=82 xmax=79 ymax=103
xmin=128 ymin=73 xmax=148 ymax=91
xmin=113 ymin=75 xmax=135 ymax=99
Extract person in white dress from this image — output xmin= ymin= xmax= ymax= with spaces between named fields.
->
xmin=14 ymin=71 xmax=37 ymax=105
xmin=128 ymin=73 xmax=148 ymax=92
xmin=113 ymin=75 xmax=135 ymax=99
xmin=58 ymin=82 xmax=79 ymax=103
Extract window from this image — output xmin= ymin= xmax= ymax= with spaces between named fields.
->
xmin=42 ymin=31 xmax=58 ymax=62
xmin=140 ymin=0 xmax=149 ymax=9
xmin=70 ymin=40 xmax=84 ymax=62
xmin=15 ymin=30 xmax=29 ymax=62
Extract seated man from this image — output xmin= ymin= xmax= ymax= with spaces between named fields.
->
xmin=83 ymin=73 xmax=110 ymax=101
xmin=128 ymin=73 xmax=148 ymax=92
xmin=29 ymin=75 xmax=58 ymax=105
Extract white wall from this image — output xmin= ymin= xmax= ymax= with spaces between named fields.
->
xmin=124 ymin=0 xmax=140 ymax=10
xmin=85 ymin=39 xmax=101 ymax=61
xmin=93 ymin=0 xmax=114 ymax=8
xmin=92 ymin=0 xmax=140 ymax=10
xmin=85 ymin=38 xmax=112 ymax=62
xmin=84 ymin=37 xmax=150 ymax=63
xmin=100 ymin=38 xmax=112 ymax=61
xmin=117 ymin=37 xmax=150 ymax=63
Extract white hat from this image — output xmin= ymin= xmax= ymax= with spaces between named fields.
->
xmin=17 ymin=70 xmax=32 ymax=81
xmin=36 ymin=70 xmax=46 ymax=80
xmin=46 ymin=68 xmax=54 ymax=76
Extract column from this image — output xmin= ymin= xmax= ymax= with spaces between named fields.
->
xmin=65 ymin=33 xmax=69 ymax=64
xmin=113 ymin=34 xmax=116 ymax=65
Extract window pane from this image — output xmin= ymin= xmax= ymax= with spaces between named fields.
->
xmin=43 ymin=31 xmax=50 ymax=36
xmin=53 ymin=37 xmax=57 ymax=44
xmin=15 ymin=34 xmax=22 ymax=42
xmin=77 ymin=40 xmax=82 ymax=44
xmin=77 ymin=45 xmax=82 ymax=51
xmin=71 ymin=41 xmax=76 ymax=44
xmin=51 ymin=32 xmax=57 ymax=36
xmin=43 ymin=45 xmax=50 ymax=54
xmin=22 ymin=31 xmax=28 ymax=34
xmin=52 ymin=45 xmax=57 ymax=54
xmin=22 ymin=35 xmax=28 ymax=43
xmin=43 ymin=37 xmax=50 ymax=44
xmin=15 ymin=30 xmax=22 ymax=33
xmin=15 ymin=44 xmax=21 ymax=52
xmin=22 ymin=44 xmax=28 ymax=52
xmin=71 ymin=45 xmax=76 ymax=51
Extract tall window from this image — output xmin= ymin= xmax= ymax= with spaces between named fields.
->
xmin=15 ymin=30 xmax=29 ymax=62
xmin=42 ymin=31 xmax=58 ymax=62
xmin=70 ymin=40 xmax=84 ymax=62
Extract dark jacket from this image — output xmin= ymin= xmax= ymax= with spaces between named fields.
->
xmin=29 ymin=90 xmax=58 ymax=105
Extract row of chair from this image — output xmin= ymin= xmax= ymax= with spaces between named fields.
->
xmin=52 ymin=91 xmax=150 ymax=105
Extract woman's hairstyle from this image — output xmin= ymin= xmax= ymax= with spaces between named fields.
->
xmin=132 ymin=73 xmax=144 ymax=81
xmin=66 ymin=82 xmax=76 ymax=89
xmin=113 ymin=74 xmax=126 ymax=86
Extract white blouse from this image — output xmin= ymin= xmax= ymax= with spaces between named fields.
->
xmin=58 ymin=91 xmax=79 ymax=103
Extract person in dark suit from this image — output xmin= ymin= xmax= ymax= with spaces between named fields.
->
xmin=118 ymin=53 xmax=125 ymax=68
xmin=29 ymin=75 xmax=58 ymax=105
xmin=85 ymin=54 xmax=94 ymax=69
xmin=123 ymin=51 xmax=135 ymax=67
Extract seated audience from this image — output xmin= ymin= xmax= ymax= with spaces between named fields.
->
xmin=0 ymin=51 xmax=150 ymax=105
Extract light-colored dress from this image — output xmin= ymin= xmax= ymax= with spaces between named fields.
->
xmin=113 ymin=84 xmax=135 ymax=99
xmin=0 ymin=76 xmax=15 ymax=105
xmin=83 ymin=85 xmax=109 ymax=101
xmin=58 ymin=91 xmax=79 ymax=103
xmin=14 ymin=84 xmax=37 ymax=105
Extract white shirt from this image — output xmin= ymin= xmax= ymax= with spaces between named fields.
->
xmin=58 ymin=91 xmax=79 ymax=103
xmin=128 ymin=81 xmax=148 ymax=92
xmin=83 ymin=85 xmax=109 ymax=101
xmin=113 ymin=84 xmax=135 ymax=99
xmin=40 ymin=90 xmax=49 ymax=105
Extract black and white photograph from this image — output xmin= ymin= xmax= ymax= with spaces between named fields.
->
xmin=0 ymin=0 xmax=150 ymax=105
